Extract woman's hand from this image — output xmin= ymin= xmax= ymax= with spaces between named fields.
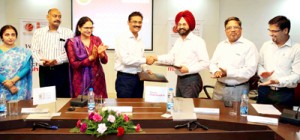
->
xmin=9 ymin=86 xmax=18 ymax=95
xmin=89 ymin=45 xmax=98 ymax=61
xmin=98 ymin=43 xmax=108 ymax=58
xmin=2 ymin=80 xmax=14 ymax=89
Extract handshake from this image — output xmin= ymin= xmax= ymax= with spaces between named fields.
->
xmin=146 ymin=55 xmax=157 ymax=65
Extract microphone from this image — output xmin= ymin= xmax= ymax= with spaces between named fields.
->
xmin=279 ymin=105 xmax=300 ymax=126
xmin=70 ymin=80 xmax=93 ymax=107
xmin=70 ymin=70 xmax=100 ymax=107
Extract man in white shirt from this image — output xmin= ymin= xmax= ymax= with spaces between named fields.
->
xmin=114 ymin=11 xmax=153 ymax=98
xmin=31 ymin=8 xmax=73 ymax=97
xmin=151 ymin=10 xmax=209 ymax=98
xmin=257 ymin=16 xmax=300 ymax=106
xmin=210 ymin=17 xmax=259 ymax=101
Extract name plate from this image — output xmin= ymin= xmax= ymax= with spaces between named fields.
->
xmin=247 ymin=115 xmax=278 ymax=125
xmin=194 ymin=108 xmax=220 ymax=114
xmin=102 ymin=106 xmax=133 ymax=113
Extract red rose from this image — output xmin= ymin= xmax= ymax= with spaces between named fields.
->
xmin=76 ymin=120 xmax=81 ymax=128
xmin=117 ymin=127 xmax=125 ymax=136
xmin=135 ymin=124 xmax=141 ymax=132
xmin=80 ymin=123 xmax=87 ymax=132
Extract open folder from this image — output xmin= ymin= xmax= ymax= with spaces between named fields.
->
xmin=138 ymin=71 xmax=168 ymax=83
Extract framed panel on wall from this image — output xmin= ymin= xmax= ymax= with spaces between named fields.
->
xmin=72 ymin=0 xmax=153 ymax=51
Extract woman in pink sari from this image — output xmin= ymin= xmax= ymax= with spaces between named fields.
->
xmin=66 ymin=17 xmax=108 ymax=98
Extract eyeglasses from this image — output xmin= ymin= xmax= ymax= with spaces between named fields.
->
xmin=82 ymin=27 xmax=94 ymax=30
xmin=268 ymin=29 xmax=281 ymax=33
xmin=130 ymin=20 xmax=142 ymax=24
xmin=225 ymin=26 xmax=241 ymax=31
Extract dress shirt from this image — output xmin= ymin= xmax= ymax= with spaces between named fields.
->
xmin=258 ymin=38 xmax=300 ymax=88
xmin=31 ymin=26 xmax=73 ymax=66
xmin=210 ymin=37 xmax=259 ymax=85
xmin=114 ymin=30 xmax=146 ymax=74
xmin=157 ymin=32 xmax=209 ymax=76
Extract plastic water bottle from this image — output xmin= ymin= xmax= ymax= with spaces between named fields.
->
xmin=0 ymin=93 xmax=7 ymax=117
xmin=88 ymin=88 xmax=95 ymax=114
xmin=166 ymin=88 xmax=174 ymax=112
xmin=240 ymin=89 xmax=249 ymax=116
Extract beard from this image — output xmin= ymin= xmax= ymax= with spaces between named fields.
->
xmin=178 ymin=28 xmax=190 ymax=36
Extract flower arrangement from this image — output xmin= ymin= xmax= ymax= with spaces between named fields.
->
xmin=70 ymin=110 xmax=141 ymax=137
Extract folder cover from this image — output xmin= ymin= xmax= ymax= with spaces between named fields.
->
xmin=138 ymin=72 xmax=168 ymax=83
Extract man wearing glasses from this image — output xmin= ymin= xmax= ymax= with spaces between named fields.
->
xmin=114 ymin=11 xmax=153 ymax=98
xmin=257 ymin=16 xmax=300 ymax=106
xmin=31 ymin=8 xmax=73 ymax=98
xmin=209 ymin=17 xmax=259 ymax=101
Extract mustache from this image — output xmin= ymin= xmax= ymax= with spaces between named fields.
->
xmin=133 ymin=26 xmax=141 ymax=28
xmin=54 ymin=20 xmax=61 ymax=23
xmin=178 ymin=28 xmax=187 ymax=31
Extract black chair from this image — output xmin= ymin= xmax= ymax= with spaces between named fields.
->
xmin=202 ymin=85 xmax=214 ymax=99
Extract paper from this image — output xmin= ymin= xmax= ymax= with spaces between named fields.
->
xmin=21 ymin=108 xmax=49 ymax=114
xmin=194 ymin=108 xmax=220 ymax=114
xmin=172 ymin=98 xmax=196 ymax=121
xmin=293 ymin=106 xmax=300 ymax=112
xmin=161 ymin=113 xmax=172 ymax=118
xmin=138 ymin=72 xmax=168 ymax=83
xmin=251 ymin=104 xmax=282 ymax=115
xmin=144 ymin=86 xmax=168 ymax=103
xmin=102 ymin=106 xmax=133 ymax=113
xmin=25 ymin=98 xmax=70 ymax=120
xmin=247 ymin=115 xmax=278 ymax=125
xmin=296 ymin=131 xmax=300 ymax=139
xmin=32 ymin=86 xmax=56 ymax=105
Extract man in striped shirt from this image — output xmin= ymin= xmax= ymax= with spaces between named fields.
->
xmin=31 ymin=8 xmax=73 ymax=98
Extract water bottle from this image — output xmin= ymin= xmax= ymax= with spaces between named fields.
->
xmin=240 ymin=89 xmax=249 ymax=116
xmin=87 ymin=88 xmax=95 ymax=114
xmin=166 ymin=88 xmax=174 ymax=112
xmin=0 ymin=93 xmax=7 ymax=117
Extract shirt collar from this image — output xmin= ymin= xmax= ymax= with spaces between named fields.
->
xmin=127 ymin=29 xmax=141 ymax=41
xmin=46 ymin=26 xmax=61 ymax=33
xmin=271 ymin=37 xmax=292 ymax=48
xmin=225 ymin=36 xmax=245 ymax=44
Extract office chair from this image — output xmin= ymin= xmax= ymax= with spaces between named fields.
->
xmin=202 ymin=85 xmax=214 ymax=99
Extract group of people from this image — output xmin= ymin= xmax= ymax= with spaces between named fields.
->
xmin=0 ymin=8 xmax=299 ymax=107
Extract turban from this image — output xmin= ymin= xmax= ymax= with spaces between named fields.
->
xmin=175 ymin=10 xmax=196 ymax=31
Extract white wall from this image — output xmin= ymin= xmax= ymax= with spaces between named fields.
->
xmin=0 ymin=0 xmax=6 ymax=27
xmin=219 ymin=0 xmax=300 ymax=49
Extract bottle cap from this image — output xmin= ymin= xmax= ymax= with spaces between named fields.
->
xmin=242 ymin=89 xmax=248 ymax=94
xmin=89 ymin=88 xmax=93 ymax=91
xmin=169 ymin=88 xmax=173 ymax=91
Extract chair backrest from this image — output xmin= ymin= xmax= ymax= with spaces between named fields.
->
xmin=295 ymin=83 xmax=300 ymax=104
xmin=202 ymin=85 xmax=213 ymax=99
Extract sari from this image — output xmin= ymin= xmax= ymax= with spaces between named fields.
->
xmin=0 ymin=47 xmax=32 ymax=100
xmin=66 ymin=36 xmax=108 ymax=98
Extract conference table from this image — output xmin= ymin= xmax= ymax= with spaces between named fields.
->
xmin=0 ymin=98 xmax=299 ymax=140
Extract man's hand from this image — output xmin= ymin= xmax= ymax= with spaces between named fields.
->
xmin=178 ymin=65 xmax=189 ymax=74
xmin=211 ymin=68 xmax=227 ymax=78
xmin=146 ymin=56 xmax=155 ymax=65
xmin=260 ymin=71 xmax=274 ymax=79
xmin=258 ymin=79 xmax=279 ymax=86
xmin=40 ymin=59 xmax=57 ymax=66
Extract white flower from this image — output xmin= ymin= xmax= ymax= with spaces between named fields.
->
xmin=97 ymin=123 xmax=107 ymax=134
xmin=107 ymin=115 xmax=116 ymax=123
